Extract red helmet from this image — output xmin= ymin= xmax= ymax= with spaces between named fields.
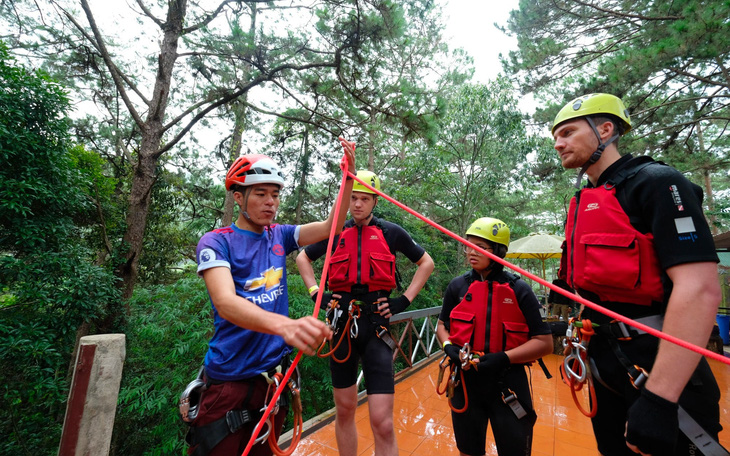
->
xmin=225 ymin=154 xmax=285 ymax=190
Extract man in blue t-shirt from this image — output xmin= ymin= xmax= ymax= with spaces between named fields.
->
xmin=185 ymin=139 xmax=355 ymax=456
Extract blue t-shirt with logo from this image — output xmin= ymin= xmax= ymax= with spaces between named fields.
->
xmin=196 ymin=223 xmax=300 ymax=381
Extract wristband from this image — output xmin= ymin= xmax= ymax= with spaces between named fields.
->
xmin=308 ymin=285 xmax=319 ymax=295
xmin=443 ymin=340 xmax=452 ymax=349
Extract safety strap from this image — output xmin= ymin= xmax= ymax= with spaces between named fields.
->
xmin=501 ymin=388 xmax=527 ymax=419
xmin=600 ymin=315 xmax=662 ymax=388
xmin=536 ymin=357 xmax=552 ymax=379
xmin=595 ymin=316 xmax=729 ymax=454
xmin=678 ymin=406 xmax=730 ymax=456
xmin=186 ymin=409 xmax=257 ymax=456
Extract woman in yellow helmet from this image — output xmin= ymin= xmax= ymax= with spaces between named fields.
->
xmin=436 ymin=217 xmax=553 ymax=456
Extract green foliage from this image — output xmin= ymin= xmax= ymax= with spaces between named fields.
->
xmin=0 ymin=42 xmax=121 ymax=456
xmin=113 ymin=274 xmax=211 ymax=456
xmin=504 ymin=0 xmax=730 ymax=232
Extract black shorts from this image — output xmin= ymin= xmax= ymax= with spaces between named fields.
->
xmin=450 ymin=365 xmax=537 ymax=456
xmin=588 ymin=334 xmax=722 ymax=456
xmin=327 ymin=292 xmax=395 ymax=394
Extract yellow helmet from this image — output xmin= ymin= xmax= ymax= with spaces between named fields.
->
xmin=551 ymin=93 xmax=632 ymax=135
xmin=353 ymin=170 xmax=381 ymax=195
xmin=466 ymin=217 xmax=510 ymax=248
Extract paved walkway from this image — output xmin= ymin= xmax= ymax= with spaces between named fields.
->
xmin=291 ymin=352 xmax=730 ymax=455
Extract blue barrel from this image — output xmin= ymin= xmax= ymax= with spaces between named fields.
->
xmin=716 ymin=314 xmax=730 ymax=345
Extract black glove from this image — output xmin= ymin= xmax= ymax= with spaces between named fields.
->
xmin=476 ymin=351 xmax=510 ymax=373
xmin=444 ymin=343 xmax=462 ymax=364
xmin=387 ymin=295 xmax=411 ymax=315
xmin=625 ymin=387 xmax=678 ymax=455
xmin=311 ymin=291 xmax=333 ymax=308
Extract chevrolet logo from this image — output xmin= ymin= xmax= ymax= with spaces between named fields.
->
xmin=245 ymin=267 xmax=283 ymax=291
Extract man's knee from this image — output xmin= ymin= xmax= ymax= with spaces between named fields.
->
xmin=334 ymin=387 xmax=358 ymax=419
xmin=369 ymin=412 xmax=394 ymax=439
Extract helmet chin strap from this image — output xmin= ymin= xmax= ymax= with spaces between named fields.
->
xmin=575 ymin=117 xmax=620 ymax=188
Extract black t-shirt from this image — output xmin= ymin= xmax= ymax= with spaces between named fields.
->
xmin=548 ymin=278 xmax=576 ymax=306
xmin=580 ymin=155 xmax=719 ymax=319
xmin=304 ymin=216 xmax=426 ymax=264
xmin=439 ymin=269 xmax=551 ymax=338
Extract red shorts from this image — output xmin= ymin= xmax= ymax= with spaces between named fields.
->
xmin=188 ymin=376 xmax=288 ymax=456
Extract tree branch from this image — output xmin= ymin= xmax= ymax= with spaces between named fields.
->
xmin=133 ymin=0 xmax=164 ymax=28
xmin=62 ymin=1 xmax=149 ymax=128
xmin=567 ymin=0 xmax=682 ymax=21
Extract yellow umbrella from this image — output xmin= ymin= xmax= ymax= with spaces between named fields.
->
xmin=505 ymin=233 xmax=564 ymax=294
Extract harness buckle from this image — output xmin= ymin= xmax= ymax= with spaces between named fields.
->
xmin=225 ymin=409 xmax=253 ymax=433
xmin=502 ymin=388 xmax=528 ymax=419
xmin=629 ymin=365 xmax=649 ymax=389
xmin=377 ymin=325 xmax=397 ymax=350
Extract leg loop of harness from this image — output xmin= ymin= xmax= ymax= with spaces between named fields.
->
xmin=186 ymin=408 xmax=261 ymax=456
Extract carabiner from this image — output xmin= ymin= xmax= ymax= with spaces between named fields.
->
xmin=459 ymin=343 xmax=472 ymax=370
xmin=563 ymin=344 xmax=587 ymax=383
xmin=253 ymin=418 xmax=272 ymax=445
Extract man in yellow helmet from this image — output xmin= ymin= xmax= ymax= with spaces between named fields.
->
xmin=436 ymin=217 xmax=553 ymax=455
xmin=297 ymin=168 xmax=434 ymax=456
xmin=553 ymin=93 xmax=722 ymax=455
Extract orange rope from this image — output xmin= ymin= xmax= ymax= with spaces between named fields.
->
xmin=267 ymin=374 xmax=304 ymax=456
xmin=448 ymin=368 xmax=469 ymax=413
xmin=316 ymin=302 xmax=359 ymax=363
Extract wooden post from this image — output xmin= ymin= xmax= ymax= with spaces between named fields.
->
xmin=58 ymin=334 xmax=126 ymax=456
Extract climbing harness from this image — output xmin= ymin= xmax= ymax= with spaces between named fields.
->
xmin=559 ymin=318 xmax=597 ymax=418
xmin=317 ymin=296 xmax=397 ymax=362
xmin=182 ymin=365 xmax=284 ymax=456
xmin=316 ymin=299 xmax=361 ymax=363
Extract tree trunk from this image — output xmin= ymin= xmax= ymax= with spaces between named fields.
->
xmin=295 ymin=129 xmax=311 ymax=224
xmin=222 ymin=98 xmax=248 ymax=228
xmin=119 ymin=0 xmax=186 ymax=301
xmin=697 ymin=122 xmax=718 ymax=234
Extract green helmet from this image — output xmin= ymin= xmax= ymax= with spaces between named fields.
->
xmin=551 ymin=93 xmax=632 ymax=135
xmin=466 ymin=217 xmax=510 ymax=248
xmin=353 ymin=170 xmax=381 ymax=195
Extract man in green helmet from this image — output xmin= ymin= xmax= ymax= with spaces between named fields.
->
xmin=552 ymin=93 xmax=722 ymax=455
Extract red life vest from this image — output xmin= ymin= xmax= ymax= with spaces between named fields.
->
xmin=564 ymin=182 xmax=664 ymax=306
xmin=449 ymin=279 xmax=529 ymax=353
xmin=328 ymin=223 xmax=397 ymax=292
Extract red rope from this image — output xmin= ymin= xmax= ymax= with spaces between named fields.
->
xmin=242 ymin=162 xmax=729 ymax=455
xmin=240 ymin=155 xmax=352 ymax=456
xmin=347 ymin=171 xmax=730 ymax=367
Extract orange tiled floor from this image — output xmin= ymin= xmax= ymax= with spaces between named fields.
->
xmin=292 ymin=353 xmax=730 ymax=455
